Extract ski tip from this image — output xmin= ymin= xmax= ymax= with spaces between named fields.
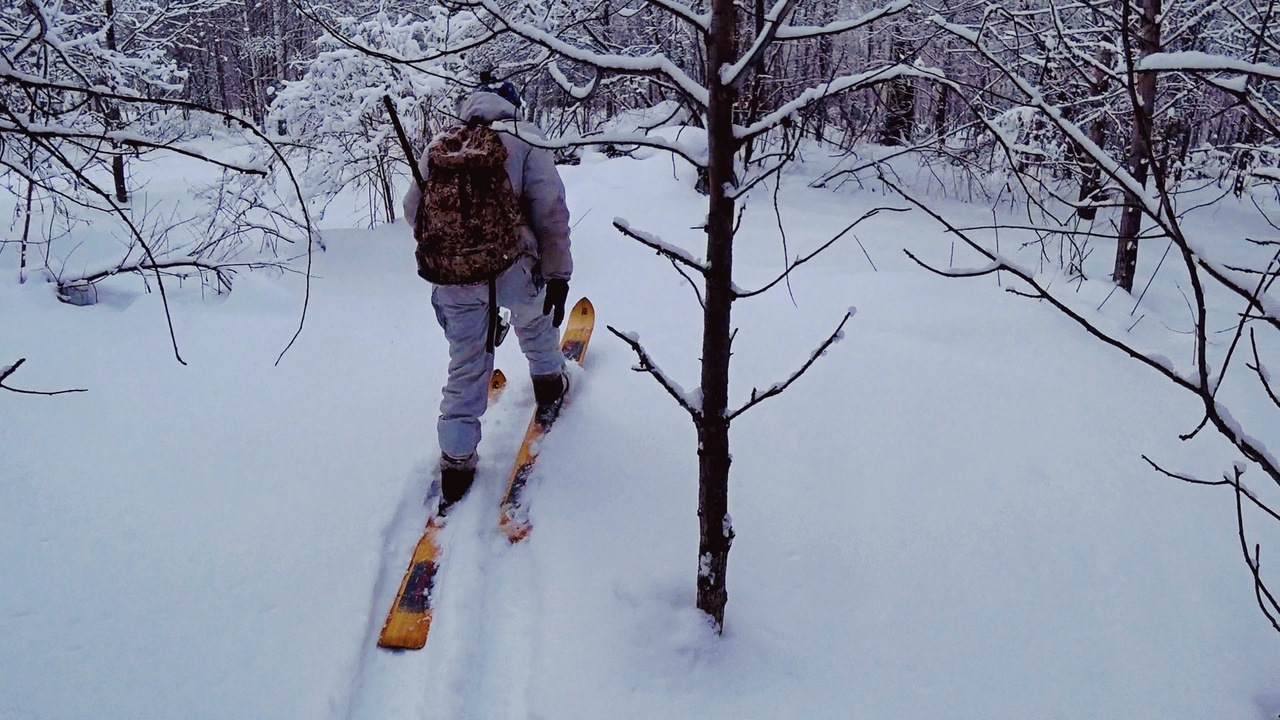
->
xmin=377 ymin=613 xmax=431 ymax=650
xmin=569 ymin=297 xmax=593 ymax=319
xmin=502 ymin=523 xmax=532 ymax=544
xmin=498 ymin=512 xmax=532 ymax=544
xmin=490 ymin=368 xmax=507 ymax=392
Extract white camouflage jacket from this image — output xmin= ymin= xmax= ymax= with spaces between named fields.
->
xmin=403 ymin=92 xmax=573 ymax=282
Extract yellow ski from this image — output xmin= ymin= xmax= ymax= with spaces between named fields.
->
xmin=498 ymin=298 xmax=595 ymax=543
xmin=377 ymin=367 xmax=507 ymax=650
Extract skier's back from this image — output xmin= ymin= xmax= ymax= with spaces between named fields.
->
xmin=403 ymin=84 xmax=573 ymax=507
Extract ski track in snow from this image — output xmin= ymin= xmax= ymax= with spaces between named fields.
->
xmin=341 ymin=461 xmax=438 ymax=720
xmin=342 ymin=379 xmax=547 ymax=719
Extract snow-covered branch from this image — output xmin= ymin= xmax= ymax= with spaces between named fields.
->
xmin=502 ymin=124 xmax=708 ymax=168
xmin=720 ymin=0 xmax=800 ymax=87
xmin=1138 ymin=51 xmax=1280 ymax=81
xmin=462 ymin=0 xmax=709 ymax=106
xmin=726 ymin=309 xmax=855 ymax=421
xmin=735 ymin=64 xmax=946 ymax=142
xmin=613 ymin=218 xmax=709 ymax=274
xmin=773 ymin=0 xmax=911 ymax=41
xmin=547 ymin=61 xmax=598 ymax=100
xmin=606 ymin=326 xmax=702 ymax=418
xmin=639 ymin=0 xmax=710 ymax=33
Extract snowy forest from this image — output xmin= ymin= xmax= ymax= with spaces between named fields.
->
xmin=5 ymin=0 xmax=1280 ymax=717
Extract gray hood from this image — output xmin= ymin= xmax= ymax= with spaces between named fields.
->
xmin=458 ymin=92 xmax=517 ymax=123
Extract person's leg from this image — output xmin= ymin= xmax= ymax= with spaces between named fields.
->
xmin=497 ymin=258 xmax=565 ymax=396
xmin=431 ymin=283 xmax=492 ymax=502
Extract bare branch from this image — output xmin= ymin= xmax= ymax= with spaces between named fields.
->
xmin=880 ymin=174 xmax=1205 ymax=398
xmin=1144 ymin=457 xmax=1280 ymax=523
xmin=903 ymin=249 xmax=1003 ymax=279
xmin=727 ymin=310 xmax=854 ymax=421
xmin=1234 ymin=476 xmax=1280 ymax=634
xmin=0 ymin=359 xmax=87 ymax=396
xmin=606 ymin=325 xmax=702 ymax=419
xmin=735 ymin=207 xmax=908 ymax=298
xmin=1249 ymin=331 xmax=1280 ymax=410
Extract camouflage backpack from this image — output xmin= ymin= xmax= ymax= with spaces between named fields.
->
xmin=414 ymin=121 xmax=522 ymax=285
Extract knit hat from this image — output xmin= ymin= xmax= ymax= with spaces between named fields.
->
xmin=480 ymin=78 xmax=522 ymax=110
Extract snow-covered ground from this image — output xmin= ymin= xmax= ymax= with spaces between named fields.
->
xmin=3 ymin=143 xmax=1280 ymax=719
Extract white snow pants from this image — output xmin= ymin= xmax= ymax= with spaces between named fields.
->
xmin=430 ymin=255 xmax=564 ymax=465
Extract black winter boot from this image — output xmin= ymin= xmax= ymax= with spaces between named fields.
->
xmin=532 ymin=366 xmax=568 ymax=407
xmin=439 ymin=453 xmax=477 ymax=510
xmin=440 ymin=467 xmax=475 ymax=509
xmin=532 ymin=368 xmax=568 ymax=420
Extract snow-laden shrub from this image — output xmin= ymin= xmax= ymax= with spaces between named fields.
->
xmin=267 ymin=11 xmax=472 ymax=226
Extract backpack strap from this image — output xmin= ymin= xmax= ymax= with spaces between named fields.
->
xmin=486 ymin=278 xmax=498 ymax=355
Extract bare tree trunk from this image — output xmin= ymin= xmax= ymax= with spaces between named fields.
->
xmin=602 ymin=1 xmax=616 ymax=121
xmin=213 ymin=34 xmax=231 ymax=120
xmin=741 ymin=0 xmax=766 ymax=165
xmin=1113 ymin=0 xmax=1160 ymax=292
xmin=932 ymin=82 xmax=949 ymax=138
xmin=697 ymin=0 xmax=739 ymax=633
xmin=880 ymin=37 xmax=915 ymax=146
xmin=1076 ymin=43 xmax=1114 ymax=221
xmin=104 ymin=0 xmax=128 ymax=203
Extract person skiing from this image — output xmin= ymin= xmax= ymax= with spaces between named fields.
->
xmin=403 ymin=81 xmax=572 ymax=508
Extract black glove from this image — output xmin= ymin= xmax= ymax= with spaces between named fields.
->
xmin=542 ymin=279 xmax=569 ymax=328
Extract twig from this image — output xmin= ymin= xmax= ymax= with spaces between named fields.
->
xmin=727 ymin=310 xmax=854 ymax=421
xmin=903 ymin=250 xmax=1003 ymax=279
xmin=612 ymin=219 xmax=708 ymax=275
xmin=735 ymin=207 xmax=907 ymax=298
xmin=0 ymin=359 xmax=87 ymax=396
xmin=606 ymin=326 xmax=701 ymax=419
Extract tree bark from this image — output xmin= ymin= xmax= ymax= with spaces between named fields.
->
xmin=104 ymin=0 xmax=128 ymax=203
xmin=697 ymin=0 xmax=739 ymax=632
xmin=1076 ymin=43 xmax=1114 ymax=221
xmin=20 ymin=178 xmax=34 ymax=284
xmin=880 ymin=37 xmax=915 ymax=146
xmin=1113 ymin=0 xmax=1160 ymax=292
xmin=741 ymin=0 xmax=766 ymax=165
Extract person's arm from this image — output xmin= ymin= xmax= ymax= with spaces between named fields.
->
xmin=522 ymin=144 xmax=572 ymax=280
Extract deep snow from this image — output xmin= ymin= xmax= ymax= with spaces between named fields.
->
xmin=3 ymin=143 xmax=1280 ymax=719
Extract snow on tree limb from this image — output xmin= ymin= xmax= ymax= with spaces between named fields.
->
xmin=639 ymin=0 xmax=710 ymax=33
xmin=606 ymin=326 xmax=702 ymax=417
xmin=726 ymin=310 xmax=855 ymax=421
xmin=773 ymin=0 xmax=911 ymax=41
xmin=720 ymin=0 xmax=800 ymax=88
xmin=547 ymin=61 xmax=598 ymax=100
xmin=463 ymin=0 xmax=709 ymax=106
xmin=500 ymin=124 xmax=708 ymax=167
xmin=1138 ymin=51 xmax=1280 ymax=80
xmin=734 ymin=64 xmax=945 ymax=141
xmin=927 ymin=15 xmax=1159 ymax=212
xmin=613 ymin=218 xmax=709 ymax=274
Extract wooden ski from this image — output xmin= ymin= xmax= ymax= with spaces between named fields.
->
xmin=498 ymin=298 xmax=594 ymax=543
